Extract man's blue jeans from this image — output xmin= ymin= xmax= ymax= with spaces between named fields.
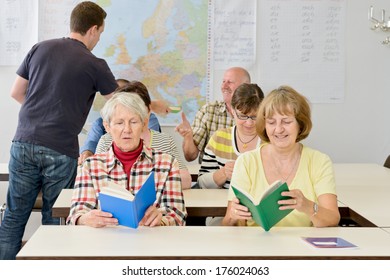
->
xmin=0 ymin=142 xmax=77 ymax=260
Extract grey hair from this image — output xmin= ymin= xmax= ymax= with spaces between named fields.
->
xmin=100 ymin=92 xmax=148 ymax=124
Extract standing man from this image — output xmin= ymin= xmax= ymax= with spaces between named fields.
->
xmin=0 ymin=1 xmax=117 ymax=259
xmin=175 ymin=67 xmax=251 ymax=163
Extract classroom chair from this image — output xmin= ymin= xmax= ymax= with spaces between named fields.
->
xmin=0 ymin=192 xmax=43 ymax=225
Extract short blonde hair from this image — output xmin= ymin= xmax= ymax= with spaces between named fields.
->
xmin=256 ymin=86 xmax=312 ymax=143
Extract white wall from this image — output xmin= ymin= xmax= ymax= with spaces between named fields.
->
xmin=305 ymin=0 xmax=390 ymax=164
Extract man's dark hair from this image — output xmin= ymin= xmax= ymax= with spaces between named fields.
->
xmin=70 ymin=1 xmax=107 ymax=35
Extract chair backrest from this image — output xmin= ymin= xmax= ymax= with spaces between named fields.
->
xmin=1 ymin=192 xmax=42 ymax=221
xmin=384 ymin=155 xmax=390 ymax=169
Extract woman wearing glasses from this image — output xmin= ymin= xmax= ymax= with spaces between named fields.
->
xmin=197 ymin=83 xmax=264 ymax=189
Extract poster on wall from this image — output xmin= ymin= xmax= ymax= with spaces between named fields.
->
xmin=0 ymin=0 xmax=38 ymax=65
xmin=260 ymin=0 xmax=346 ymax=103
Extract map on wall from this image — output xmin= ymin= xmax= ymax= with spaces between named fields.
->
xmin=1 ymin=0 xmax=257 ymax=128
xmin=89 ymin=0 xmax=210 ymax=126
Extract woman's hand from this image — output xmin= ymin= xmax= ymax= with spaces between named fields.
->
xmin=222 ymin=161 xmax=235 ymax=181
xmin=278 ymin=189 xmax=313 ymax=215
xmin=279 ymin=190 xmax=341 ymax=227
xmin=139 ymin=205 xmax=163 ymax=227
xmin=77 ymin=209 xmax=118 ymax=228
xmin=222 ymin=198 xmax=251 ymax=226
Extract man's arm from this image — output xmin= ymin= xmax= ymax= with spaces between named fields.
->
xmin=79 ymin=118 xmax=105 ymax=164
xmin=148 ymin=113 xmax=161 ymax=132
xmin=103 ymin=92 xmax=114 ymax=100
xmin=182 ymin=134 xmax=199 ymax=162
xmin=10 ymin=75 xmax=28 ymax=104
xmin=150 ymin=100 xmax=170 ymax=115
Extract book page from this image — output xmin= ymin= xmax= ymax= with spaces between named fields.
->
xmin=233 ymin=180 xmax=288 ymax=205
xmin=260 ymin=180 xmax=284 ymax=201
xmin=99 ymin=182 xmax=135 ymax=201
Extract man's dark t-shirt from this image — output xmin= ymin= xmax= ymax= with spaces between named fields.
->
xmin=14 ymin=37 xmax=117 ymax=158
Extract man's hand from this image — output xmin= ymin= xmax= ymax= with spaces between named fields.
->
xmin=175 ymin=112 xmax=199 ymax=162
xmin=150 ymin=100 xmax=171 ymax=116
xmin=175 ymin=111 xmax=193 ymax=138
xmin=78 ymin=150 xmax=93 ymax=165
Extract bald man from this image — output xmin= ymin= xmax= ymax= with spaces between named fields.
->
xmin=176 ymin=67 xmax=251 ymax=163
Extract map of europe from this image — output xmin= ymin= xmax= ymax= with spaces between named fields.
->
xmin=89 ymin=0 xmax=209 ymax=126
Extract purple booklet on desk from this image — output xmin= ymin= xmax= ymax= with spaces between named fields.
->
xmin=302 ymin=237 xmax=357 ymax=248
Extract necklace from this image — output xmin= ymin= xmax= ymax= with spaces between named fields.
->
xmin=272 ymin=145 xmax=301 ymax=182
xmin=236 ymin=129 xmax=257 ymax=150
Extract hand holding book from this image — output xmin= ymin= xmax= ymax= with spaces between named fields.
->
xmin=231 ymin=180 xmax=293 ymax=231
xmin=98 ymin=171 xmax=156 ymax=228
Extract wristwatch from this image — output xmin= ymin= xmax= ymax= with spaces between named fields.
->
xmin=312 ymin=202 xmax=318 ymax=216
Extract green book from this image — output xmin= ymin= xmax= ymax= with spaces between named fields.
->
xmin=231 ymin=180 xmax=293 ymax=231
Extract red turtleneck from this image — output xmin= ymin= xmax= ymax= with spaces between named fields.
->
xmin=113 ymin=141 xmax=143 ymax=178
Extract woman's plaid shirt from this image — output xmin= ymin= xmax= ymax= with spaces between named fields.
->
xmin=67 ymin=145 xmax=187 ymax=226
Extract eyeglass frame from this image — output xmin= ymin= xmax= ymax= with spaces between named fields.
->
xmin=234 ymin=109 xmax=257 ymax=121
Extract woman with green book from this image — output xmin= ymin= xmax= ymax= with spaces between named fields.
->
xmin=222 ymin=86 xmax=340 ymax=228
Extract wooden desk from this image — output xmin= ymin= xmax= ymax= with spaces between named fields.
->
xmin=187 ymin=163 xmax=200 ymax=181
xmin=333 ymin=163 xmax=390 ymax=188
xmin=0 ymin=163 xmax=8 ymax=181
xmin=183 ymin=189 xmax=227 ymax=217
xmin=52 ymin=188 xmax=229 ymax=223
xmin=337 ymin=185 xmax=390 ymax=227
xmin=16 ymin=225 xmax=390 ymax=260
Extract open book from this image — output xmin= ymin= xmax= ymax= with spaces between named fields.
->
xmin=98 ymin=171 xmax=156 ymax=228
xmin=231 ymin=180 xmax=293 ymax=231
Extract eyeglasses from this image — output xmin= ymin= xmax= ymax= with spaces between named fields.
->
xmin=234 ymin=109 xmax=256 ymax=121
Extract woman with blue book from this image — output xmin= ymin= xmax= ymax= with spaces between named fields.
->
xmin=67 ymin=92 xmax=187 ymax=227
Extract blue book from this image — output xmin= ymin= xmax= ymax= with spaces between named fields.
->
xmin=98 ymin=171 xmax=156 ymax=228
